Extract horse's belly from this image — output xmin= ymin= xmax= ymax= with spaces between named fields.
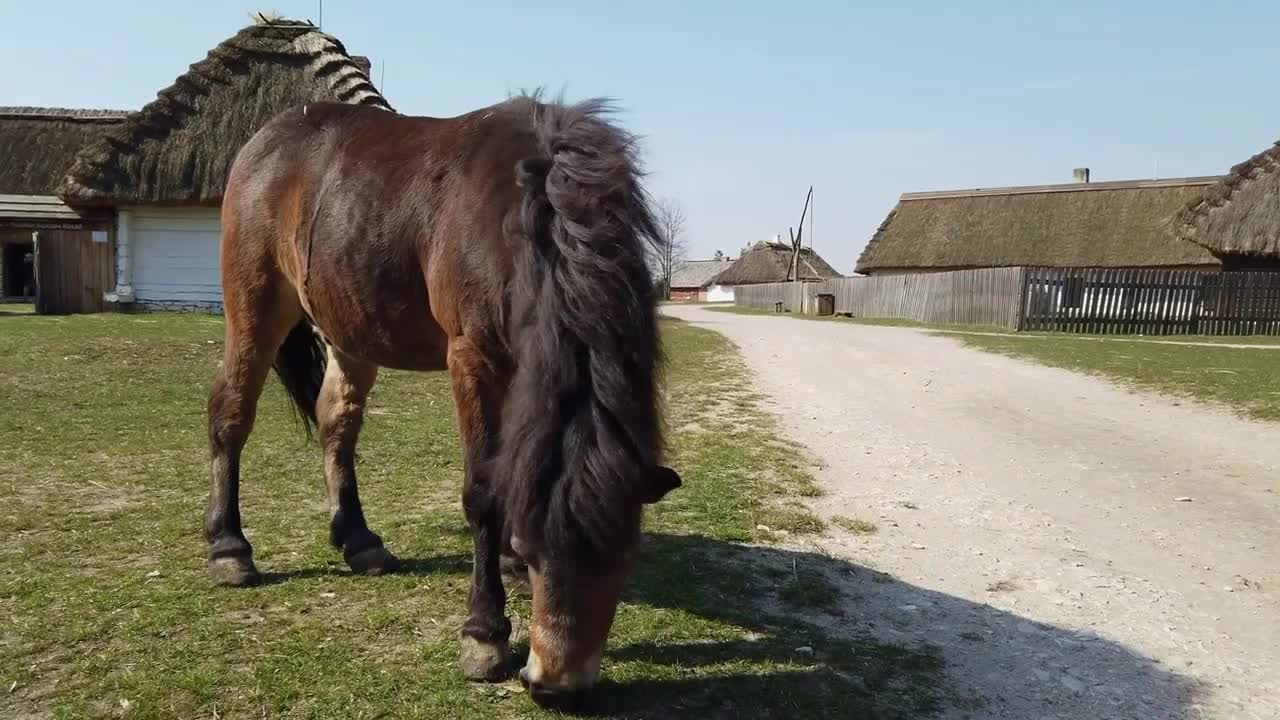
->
xmin=306 ymin=285 xmax=450 ymax=372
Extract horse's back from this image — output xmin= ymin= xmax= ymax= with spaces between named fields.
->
xmin=221 ymin=101 xmax=525 ymax=370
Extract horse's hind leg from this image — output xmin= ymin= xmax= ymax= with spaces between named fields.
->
xmin=205 ymin=292 xmax=299 ymax=587
xmin=316 ymin=347 xmax=400 ymax=574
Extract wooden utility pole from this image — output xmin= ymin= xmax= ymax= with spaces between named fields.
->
xmin=788 ymin=186 xmax=813 ymax=282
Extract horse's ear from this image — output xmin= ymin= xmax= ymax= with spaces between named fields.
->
xmin=642 ymin=466 xmax=682 ymax=504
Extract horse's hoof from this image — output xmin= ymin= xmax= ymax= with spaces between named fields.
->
xmin=208 ymin=556 xmax=262 ymax=587
xmin=459 ymin=634 xmax=511 ymax=682
xmin=347 ymin=545 xmax=401 ymax=576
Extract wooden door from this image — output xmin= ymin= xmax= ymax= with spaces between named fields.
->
xmin=34 ymin=228 xmax=113 ymax=315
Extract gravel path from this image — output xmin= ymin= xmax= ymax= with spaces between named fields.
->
xmin=664 ymin=305 xmax=1280 ymax=720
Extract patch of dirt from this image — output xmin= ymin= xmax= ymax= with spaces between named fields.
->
xmin=666 ymin=304 xmax=1280 ymax=720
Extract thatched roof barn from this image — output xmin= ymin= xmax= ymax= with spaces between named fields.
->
xmin=1176 ymin=141 xmax=1280 ymax=270
xmin=857 ymin=176 xmax=1224 ymax=275
xmin=59 ymin=18 xmax=390 ymax=205
xmin=715 ymin=241 xmax=842 ymax=285
xmin=0 ymin=107 xmax=127 ymax=195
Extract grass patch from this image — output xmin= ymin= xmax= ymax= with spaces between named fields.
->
xmin=703 ymin=305 xmax=1011 ymax=334
xmin=779 ymin=572 xmax=841 ymax=612
xmin=832 ymin=515 xmax=878 ymax=535
xmin=956 ymin=333 xmax=1280 ymax=421
xmin=0 ymin=312 xmax=946 ymax=718
xmin=755 ymin=505 xmax=827 ymax=535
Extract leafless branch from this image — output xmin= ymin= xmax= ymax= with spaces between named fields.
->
xmin=652 ymin=197 xmax=688 ymax=300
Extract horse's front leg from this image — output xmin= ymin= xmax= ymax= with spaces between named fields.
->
xmin=448 ymin=337 xmax=512 ymax=681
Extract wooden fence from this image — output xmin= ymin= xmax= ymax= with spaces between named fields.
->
xmin=732 ymin=268 xmax=1026 ymax=330
xmin=734 ymin=281 xmax=813 ymax=313
xmin=1022 ymin=267 xmax=1280 ymax=335
xmin=817 ymin=267 xmax=1026 ymax=329
xmin=731 ymin=266 xmax=1280 ymax=336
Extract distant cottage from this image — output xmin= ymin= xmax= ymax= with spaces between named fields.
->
xmin=715 ymin=241 xmax=842 ymax=285
xmin=857 ymin=175 xmax=1226 ymax=275
xmin=668 ymin=259 xmax=736 ymax=301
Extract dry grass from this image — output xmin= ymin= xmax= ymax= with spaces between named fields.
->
xmin=832 ymin=516 xmax=879 ymax=535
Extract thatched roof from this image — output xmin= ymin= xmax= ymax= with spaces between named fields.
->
xmin=715 ymin=242 xmax=842 ymax=285
xmin=857 ymin=177 xmax=1223 ymax=273
xmin=669 ymin=259 xmax=735 ymax=288
xmin=1176 ymin=141 xmax=1280 ymax=256
xmin=59 ymin=18 xmax=390 ymax=205
xmin=0 ymin=107 xmax=127 ymax=195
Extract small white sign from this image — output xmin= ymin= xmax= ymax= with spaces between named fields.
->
xmin=92 ymin=230 xmax=108 ymax=243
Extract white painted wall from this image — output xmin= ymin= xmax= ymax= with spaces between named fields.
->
xmin=128 ymin=206 xmax=223 ymax=311
xmin=706 ymin=284 xmax=735 ymax=302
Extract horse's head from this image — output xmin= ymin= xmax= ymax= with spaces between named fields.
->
xmin=512 ymin=465 xmax=681 ymax=710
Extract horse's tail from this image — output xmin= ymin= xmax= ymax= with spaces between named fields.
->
xmin=498 ymin=95 xmax=666 ymax=560
xmin=272 ymin=320 xmax=327 ymax=437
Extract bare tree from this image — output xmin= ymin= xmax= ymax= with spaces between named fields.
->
xmin=652 ymin=197 xmax=688 ymax=300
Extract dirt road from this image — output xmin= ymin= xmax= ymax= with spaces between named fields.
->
xmin=663 ymin=305 xmax=1280 ymax=720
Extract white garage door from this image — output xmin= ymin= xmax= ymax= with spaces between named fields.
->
xmin=130 ymin=207 xmax=223 ymax=310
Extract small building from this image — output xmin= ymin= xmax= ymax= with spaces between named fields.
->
xmin=667 ymin=259 xmax=736 ymax=301
xmin=1176 ymin=140 xmax=1280 ymax=270
xmin=856 ymin=175 xmax=1225 ymax=275
xmin=56 ymin=17 xmax=388 ymax=312
xmin=714 ymin=241 xmax=842 ymax=286
xmin=0 ymin=107 xmax=125 ymax=312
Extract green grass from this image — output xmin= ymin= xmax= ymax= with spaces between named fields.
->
xmin=754 ymin=506 xmax=827 ymax=536
xmin=779 ymin=573 xmax=842 ymax=612
xmin=0 ymin=311 xmax=946 ymax=718
xmin=0 ymin=301 xmax=35 ymax=316
xmin=956 ymin=333 xmax=1280 ymax=421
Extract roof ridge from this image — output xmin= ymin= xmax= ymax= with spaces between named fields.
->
xmin=0 ymin=107 xmax=130 ymax=120
xmin=901 ymin=176 xmax=1224 ymax=202
xmin=58 ymin=18 xmax=391 ymax=203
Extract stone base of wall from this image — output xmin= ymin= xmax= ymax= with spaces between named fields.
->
xmin=123 ymin=300 xmax=225 ymax=315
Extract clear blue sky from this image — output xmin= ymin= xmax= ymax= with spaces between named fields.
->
xmin=6 ymin=0 xmax=1280 ymax=271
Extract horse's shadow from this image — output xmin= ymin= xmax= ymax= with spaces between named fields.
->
xmin=568 ymin=532 xmax=1203 ymax=719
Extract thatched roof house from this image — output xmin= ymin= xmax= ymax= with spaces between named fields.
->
xmin=1 ymin=108 xmax=125 ymax=309
xmin=715 ymin=241 xmax=842 ymax=285
xmin=857 ymin=176 xmax=1224 ymax=275
xmin=0 ymin=107 xmax=127 ymax=196
xmin=1176 ymin=141 xmax=1280 ymax=270
xmin=39 ymin=17 xmax=388 ymax=313
xmin=60 ymin=18 xmax=388 ymax=205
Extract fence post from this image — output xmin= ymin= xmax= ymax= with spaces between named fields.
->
xmin=1015 ymin=266 xmax=1029 ymax=331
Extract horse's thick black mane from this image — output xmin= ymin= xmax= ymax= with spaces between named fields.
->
xmin=495 ymin=92 xmax=666 ymax=565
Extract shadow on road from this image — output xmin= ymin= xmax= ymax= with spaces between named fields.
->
xmin=583 ymin=532 xmax=1202 ymax=719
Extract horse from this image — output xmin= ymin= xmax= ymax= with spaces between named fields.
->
xmin=203 ymin=93 xmax=682 ymax=710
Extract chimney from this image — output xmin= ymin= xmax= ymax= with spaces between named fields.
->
xmin=1072 ymin=167 xmax=1091 ymax=184
xmin=351 ymin=55 xmax=372 ymax=76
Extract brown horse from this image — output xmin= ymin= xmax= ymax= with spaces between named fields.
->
xmin=204 ymin=93 xmax=681 ymax=709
